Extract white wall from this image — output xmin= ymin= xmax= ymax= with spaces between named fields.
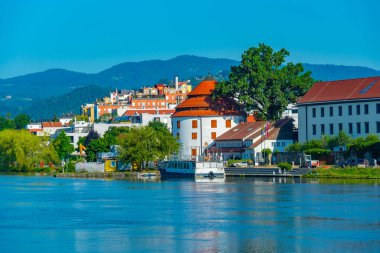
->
xmin=172 ymin=115 xmax=244 ymax=157
xmin=299 ymin=100 xmax=380 ymax=143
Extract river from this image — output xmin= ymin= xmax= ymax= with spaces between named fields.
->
xmin=0 ymin=175 xmax=379 ymax=253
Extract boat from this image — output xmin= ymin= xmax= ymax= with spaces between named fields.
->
xmin=137 ymin=172 xmax=158 ymax=178
xmin=158 ymin=155 xmax=225 ymax=178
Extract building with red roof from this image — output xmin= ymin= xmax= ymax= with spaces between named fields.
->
xmin=171 ymin=79 xmax=245 ymax=157
xmin=208 ymin=118 xmax=294 ymax=162
xmin=298 ymin=76 xmax=380 ymax=143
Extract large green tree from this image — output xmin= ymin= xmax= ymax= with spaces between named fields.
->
xmin=52 ymin=131 xmax=74 ymax=159
xmin=118 ymin=124 xmax=180 ymax=169
xmin=0 ymin=129 xmax=59 ymax=171
xmin=213 ymin=43 xmax=314 ymax=120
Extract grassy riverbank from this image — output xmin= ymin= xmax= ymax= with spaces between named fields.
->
xmin=305 ymin=167 xmax=380 ymax=179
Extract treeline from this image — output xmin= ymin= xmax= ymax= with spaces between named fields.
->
xmin=286 ymin=131 xmax=380 ymax=160
xmin=80 ymin=121 xmax=180 ymax=169
xmin=0 ymin=114 xmax=31 ymax=130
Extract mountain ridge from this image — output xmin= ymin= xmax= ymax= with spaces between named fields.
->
xmin=1 ymin=55 xmax=380 ymax=119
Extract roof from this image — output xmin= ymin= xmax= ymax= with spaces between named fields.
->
xmin=171 ymin=109 xmax=242 ymax=117
xmin=187 ymin=80 xmax=216 ymax=96
xmin=215 ymin=122 xmax=265 ymax=141
xmin=171 ymin=80 xmax=244 ymax=118
xmin=42 ymin=122 xmax=63 ymax=128
xmin=123 ymin=109 xmax=175 ymax=116
xmin=250 ymin=119 xmax=295 ymax=148
xmin=298 ymin=76 xmax=380 ymax=104
xmin=214 ymin=118 xmax=294 ymax=147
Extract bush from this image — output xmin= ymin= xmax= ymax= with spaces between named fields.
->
xmin=277 ymin=162 xmax=292 ymax=170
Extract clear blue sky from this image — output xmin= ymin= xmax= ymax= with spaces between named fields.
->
xmin=0 ymin=0 xmax=379 ymax=78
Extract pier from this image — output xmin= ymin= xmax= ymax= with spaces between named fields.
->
xmin=225 ymin=167 xmax=309 ymax=177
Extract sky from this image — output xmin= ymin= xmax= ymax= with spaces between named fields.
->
xmin=0 ymin=0 xmax=379 ymax=78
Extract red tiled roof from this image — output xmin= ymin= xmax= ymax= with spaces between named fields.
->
xmin=298 ymin=76 xmax=380 ymax=104
xmin=42 ymin=122 xmax=63 ymax=128
xmin=172 ymin=80 xmax=244 ymax=118
xmin=175 ymin=97 xmax=209 ymax=109
xmin=123 ymin=109 xmax=175 ymax=116
xmin=28 ymin=129 xmax=43 ymax=132
xmin=171 ymin=109 xmax=242 ymax=117
xmin=188 ymin=80 xmax=216 ymax=96
xmin=215 ymin=122 xmax=265 ymax=141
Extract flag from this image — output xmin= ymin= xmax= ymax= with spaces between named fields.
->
xmin=265 ymin=122 xmax=269 ymax=138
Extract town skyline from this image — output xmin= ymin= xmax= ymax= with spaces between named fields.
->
xmin=1 ymin=0 xmax=379 ymax=78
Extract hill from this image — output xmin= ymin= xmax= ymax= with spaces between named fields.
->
xmin=21 ymin=85 xmax=111 ymax=120
xmin=1 ymin=55 xmax=379 ymax=119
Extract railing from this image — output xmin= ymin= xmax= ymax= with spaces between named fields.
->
xmin=166 ymin=154 xmax=223 ymax=163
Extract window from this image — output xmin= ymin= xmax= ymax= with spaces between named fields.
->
xmin=211 ymin=120 xmax=217 ymax=128
xmin=191 ymin=148 xmax=197 ymax=156
xmin=338 ymin=106 xmax=342 ymax=116
xmin=329 ymin=124 xmax=334 ymax=135
xmin=356 ymin=122 xmax=361 ymax=134
xmin=348 ymin=105 xmax=352 ymax=115
xmin=364 ymin=104 xmax=369 ymax=114
xmin=226 ymin=119 xmax=231 ymax=128
xmin=312 ymin=108 xmax=316 ymax=118
xmin=321 ymin=107 xmax=325 ymax=117
xmin=321 ymin=124 xmax=325 ymax=135
xmin=282 ymin=142 xmax=285 ymax=147
xmin=377 ymin=103 xmax=380 ymax=114
xmin=177 ymin=121 xmax=181 ymax=129
xmin=377 ymin=122 xmax=380 ymax=133
xmin=338 ymin=123 xmax=343 ymax=132
xmin=211 ymin=132 xmax=216 ymax=139
xmin=349 ymin=123 xmax=353 ymax=134
xmin=356 ymin=105 xmax=360 ymax=115
xmin=192 ymin=120 xmax=198 ymax=128
xmin=176 ymin=133 xmax=180 ymax=139
xmin=365 ymin=122 xmax=369 ymax=134
xmin=329 ymin=107 xmax=333 ymax=117
xmin=271 ymin=142 xmax=275 ymax=147
xmin=312 ymin=124 xmax=316 ymax=135
xmin=192 ymin=132 xmax=197 ymax=140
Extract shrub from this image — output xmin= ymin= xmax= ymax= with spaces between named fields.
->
xmin=277 ymin=162 xmax=292 ymax=170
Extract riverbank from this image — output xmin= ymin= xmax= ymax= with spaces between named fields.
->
xmin=305 ymin=167 xmax=380 ymax=179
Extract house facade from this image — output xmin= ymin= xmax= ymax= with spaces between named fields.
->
xmin=298 ymin=76 xmax=380 ymax=143
xmin=210 ymin=119 xmax=295 ymax=162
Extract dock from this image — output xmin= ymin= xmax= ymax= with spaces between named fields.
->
xmin=225 ymin=167 xmax=309 ymax=177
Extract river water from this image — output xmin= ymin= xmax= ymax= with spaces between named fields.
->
xmin=0 ymin=175 xmax=379 ymax=253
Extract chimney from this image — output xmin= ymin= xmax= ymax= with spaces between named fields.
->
xmin=175 ymin=76 xmax=179 ymax=91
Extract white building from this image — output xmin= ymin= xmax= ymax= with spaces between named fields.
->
xmin=298 ymin=76 xmax=380 ymax=143
xmin=210 ymin=118 xmax=295 ymax=161
xmin=171 ymin=80 xmax=245 ymax=157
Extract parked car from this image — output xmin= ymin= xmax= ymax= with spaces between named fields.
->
xmin=348 ymin=159 xmax=368 ymax=167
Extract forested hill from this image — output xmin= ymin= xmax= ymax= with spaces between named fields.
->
xmin=21 ymin=85 xmax=111 ymax=120
xmin=1 ymin=55 xmax=379 ymax=119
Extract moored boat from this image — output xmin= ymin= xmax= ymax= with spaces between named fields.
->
xmin=158 ymin=155 xmax=225 ymax=178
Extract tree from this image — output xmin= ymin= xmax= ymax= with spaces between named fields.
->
xmin=213 ymin=43 xmax=314 ymax=120
xmin=103 ymin=126 xmax=130 ymax=147
xmin=52 ymin=131 xmax=74 ymax=159
xmin=85 ymin=138 xmax=108 ymax=162
xmin=0 ymin=116 xmax=15 ymax=130
xmin=118 ymin=124 xmax=180 ymax=170
xmin=83 ymin=130 xmax=100 ymax=147
xmin=0 ymin=130 xmax=59 ymax=171
xmin=148 ymin=121 xmax=180 ymax=159
xmin=14 ymin=114 xmax=31 ymax=130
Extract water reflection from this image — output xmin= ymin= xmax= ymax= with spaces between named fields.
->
xmin=0 ymin=176 xmax=379 ymax=253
